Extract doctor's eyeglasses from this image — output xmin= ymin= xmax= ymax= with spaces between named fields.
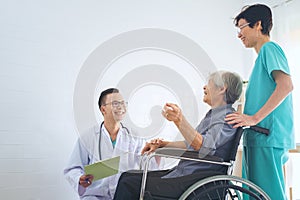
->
xmin=103 ymin=100 xmax=128 ymax=108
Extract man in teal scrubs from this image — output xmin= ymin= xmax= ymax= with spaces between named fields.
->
xmin=225 ymin=4 xmax=295 ymax=200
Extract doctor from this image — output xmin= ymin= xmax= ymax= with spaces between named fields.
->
xmin=64 ymin=88 xmax=159 ymax=200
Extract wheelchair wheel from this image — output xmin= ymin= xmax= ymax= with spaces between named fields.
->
xmin=179 ymin=175 xmax=270 ymax=200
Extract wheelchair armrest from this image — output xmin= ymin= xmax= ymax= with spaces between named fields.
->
xmin=154 ymin=147 xmax=224 ymax=163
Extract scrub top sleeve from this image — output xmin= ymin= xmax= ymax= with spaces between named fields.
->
xmin=263 ymin=43 xmax=290 ymax=79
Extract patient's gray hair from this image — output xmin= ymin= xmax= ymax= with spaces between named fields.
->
xmin=209 ymin=71 xmax=243 ymax=104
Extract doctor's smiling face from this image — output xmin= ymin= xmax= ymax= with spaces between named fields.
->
xmin=101 ymin=92 xmax=127 ymax=122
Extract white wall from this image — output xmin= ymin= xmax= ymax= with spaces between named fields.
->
xmin=0 ymin=1 xmax=251 ymax=199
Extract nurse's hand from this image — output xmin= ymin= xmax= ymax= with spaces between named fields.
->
xmin=79 ymin=174 xmax=94 ymax=188
xmin=225 ymin=112 xmax=257 ymax=128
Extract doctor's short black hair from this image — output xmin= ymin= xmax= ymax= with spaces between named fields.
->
xmin=98 ymin=88 xmax=119 ymax=108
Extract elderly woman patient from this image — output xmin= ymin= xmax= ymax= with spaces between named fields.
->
xmin=113 ymin=70 xmax=243 ymax=200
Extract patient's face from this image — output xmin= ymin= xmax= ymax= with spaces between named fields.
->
xmin=203 ymin=79 xmax=222 ymax=107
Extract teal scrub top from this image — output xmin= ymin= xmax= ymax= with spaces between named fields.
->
xmin=243 ymin=41 xmax=295 ymax=149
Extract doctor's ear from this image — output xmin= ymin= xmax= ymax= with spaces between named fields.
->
xmin=100 ymin=106 xmax=105 ymax=115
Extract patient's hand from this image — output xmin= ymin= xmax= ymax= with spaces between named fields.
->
xmin=141 ymin=142 xmax=160 ymax=155
xmin=162 ymin=103 xmax=183 ymax=127
xmin=150 ymin=138 xmax=164 ymax=146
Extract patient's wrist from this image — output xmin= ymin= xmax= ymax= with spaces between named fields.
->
xmin=161 ymin=141 xmax=170 ymax=148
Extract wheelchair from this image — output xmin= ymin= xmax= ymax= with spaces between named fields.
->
xmin=139 ymin=126 xmax=271 ymax=200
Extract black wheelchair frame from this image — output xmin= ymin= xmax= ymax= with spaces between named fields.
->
xmin=139 ymin=126 xmax=271 ymax=200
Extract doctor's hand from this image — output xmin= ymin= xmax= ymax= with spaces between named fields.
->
xmin=79 ymin=174 xmax=94 ymax=188
xmin=225 ymin=112 xmax=257 ymax=128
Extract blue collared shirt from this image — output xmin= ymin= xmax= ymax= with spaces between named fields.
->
xmin=163 ymin=104 xmax=236 ymax=178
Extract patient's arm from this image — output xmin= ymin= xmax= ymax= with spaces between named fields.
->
xmin=176 ymin=115 xmax=203 ymax=151
xmin=141 ymin=140 xmax=186 ymax=155
xmin=162 ymin=103 xmax=203 ymax=151
xmin=160 ymin=140 xmax=186 ymax=149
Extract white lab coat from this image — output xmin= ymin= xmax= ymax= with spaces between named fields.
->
xmin=64 ymin=123 xmax=158 ymax=200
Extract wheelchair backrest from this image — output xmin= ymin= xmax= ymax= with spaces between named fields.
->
xmin=227 ymin=127 xmax=243 ymax=162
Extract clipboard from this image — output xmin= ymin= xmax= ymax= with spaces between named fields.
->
xmin=84 ymin=156 xmax=120 ymax=181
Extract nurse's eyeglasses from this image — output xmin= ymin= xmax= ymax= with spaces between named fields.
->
xmin=102 ymin=100 xmax=128 ymax=108
xmin=237 ymin=22 xmax=250 ymax=34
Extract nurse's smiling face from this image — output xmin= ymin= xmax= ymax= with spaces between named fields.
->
xmin=101 ymin=93 xmax=127 ymax=122
xmin=237 ymin=18 xmax=262 ymax=49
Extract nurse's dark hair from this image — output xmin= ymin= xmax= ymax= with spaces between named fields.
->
xmin=98 ymin=88 xmax=119 ymax=108
xmin=234 ymin=4 xmax=273 ymax=36
xmin=209 ymin=71 xmax=243 ymax=104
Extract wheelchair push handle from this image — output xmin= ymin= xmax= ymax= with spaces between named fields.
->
xmin=244 ymin=125 xmax=270 ymax=135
